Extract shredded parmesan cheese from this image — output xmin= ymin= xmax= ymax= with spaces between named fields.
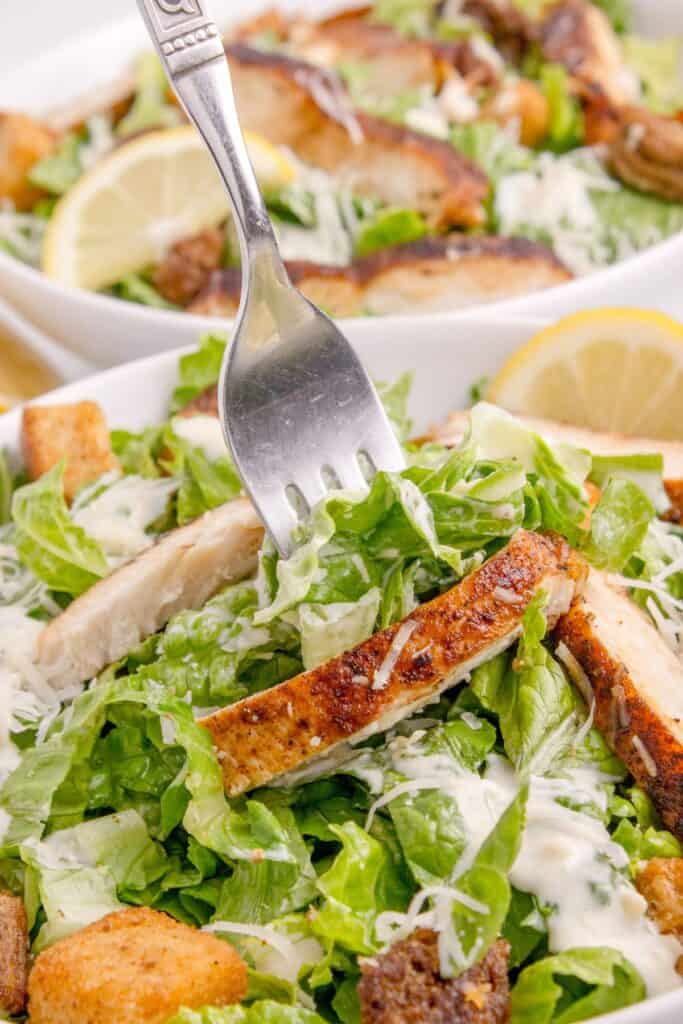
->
xmin=372 ymin=620 xmax=418 ymax=691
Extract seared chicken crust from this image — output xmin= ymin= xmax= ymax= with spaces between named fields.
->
xmin=0 ymin=893 xmax=28 ymax=1017
xmin=202 ymin=530 xmax=586 ymax=796
xmin=540 ymin=0 xmax=638 ymax=104
xmin=609 ymin=107 xmax=683 ymax=204
xmin=190 ymin=236 xmax=571 ymax=318
xmin=28 ymin=907 xmax=247 ymax=1024
xmin=555 ymin=570 xmax=683 ymax=839
xmin=37 ymin=498 xmax=264 ymax=690
xmin=152 ymin=227 xmax=225 ymax=307
xmin=226 ymin=44 xmax=488 ymax=229
xmin=359 ymin=931 xmax=511 ymax=1024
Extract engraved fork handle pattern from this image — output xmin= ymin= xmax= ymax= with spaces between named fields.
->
xmin=136 ymin=0 xmax=287 ymax=282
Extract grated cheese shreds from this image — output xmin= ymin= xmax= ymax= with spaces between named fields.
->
xmin=372 ymin=620 xmax=418 ymax=691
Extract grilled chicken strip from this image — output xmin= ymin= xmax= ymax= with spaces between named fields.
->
xmin=608 ymin=106 xmax=683 ymax=204
xmin=424 ymin=410 xmax=683 ymax=523
xmin=36 ymin=498 xmax=264 ymax=690
xmin=202 ymin=530 xmax=586 ymax=796
xmin=540 ymin=0 xmax=639 ymax=105
xmin=447 ymin=0 xmax=536 ymax=65
xmin=358 ymin=931 xmax=511 ymax=1024
xmin=226 ymin=44 xmax=488 ymax=229
xmin=0 ymin=893 xmax=29 ymax=1017
xmin=190 ymin=237 xmax=571 ymax=318
xmin=152 ymin=228 xmax=225 ymax=307
xmin=290 ymin=13 xmax=501 ymax=97
xmin=555 ymin=570 xmax=683 ymax=839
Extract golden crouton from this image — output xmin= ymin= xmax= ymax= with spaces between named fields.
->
xmin=0 ymin=892 xmax=29 ymax=1016
xmin=22 ymin=401 xmax=119 ymax=503
xmin=28 ymin=907 xmax=248 ymax=1024
xmin=636 ymin=858 xmax=683 ymax=939
xmin=0 ymin=111 xmax=55 ymax=211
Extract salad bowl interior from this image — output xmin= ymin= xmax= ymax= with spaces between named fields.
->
xmin=1 ymin=315 xmax=683 ymax=1023
xmin=1 ymin=0 xmax=683 ymax=366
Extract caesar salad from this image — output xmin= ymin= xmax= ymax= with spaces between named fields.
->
xmin=0 ymin=334 xmax=682 ymax=1022
xmin=2 ymin=0 xmax=683 ymax=317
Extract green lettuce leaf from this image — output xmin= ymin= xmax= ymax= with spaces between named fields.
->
xmin=117 ymin=53 xmax=181 ymax=136
xmin=582 ymin=478 xmax=654 ymax=572
xmin=109 ymin=273 xmax=178 ymax=309
xmin=21 ymin=809 xmax=167 ymax=950
xmin=171 ymin=335 xmax=227 ymax=414
xmin=168 ymin=1003 xmax=326 ymax=1023
xmin=589 ymin=453 xmax=669 ymax=514
xmin=539 ymin=65 xmax=584 ymax=153
xmin=510 ymin=947 xmax=645 ymax=1024
xmin=623 ymin=35 xmax=683 ymax=114
xmin=213 ymin=799 xmax=317 ymax=925
xmin=371 ymin=0 xmax=438 ymax=37
xmin=12 ymin=463 xmax=108 ymax=596
xmin=0 ymin=449 xmax=13 ymax=524
xmin=354 ymin=208 xmax=427 ymax=259
xmin=28 ymin=133 xmax=83 ymax=195
xmin=472 ymin=593 xmax=580 ymax=775
xmin=313 ymin=821 xmax=409 ymax=954
xmin=375 ymin=372 xmax=413 ymax=442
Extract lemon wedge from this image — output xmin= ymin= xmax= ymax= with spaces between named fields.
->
xmin=488 ymin=308 xmax=683 ymax=441
xmin=42 ymin=126 xmax=296 ymax=291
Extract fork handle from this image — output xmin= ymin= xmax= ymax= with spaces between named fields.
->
xmin=136 ymin=0 xmax=286 ymax=280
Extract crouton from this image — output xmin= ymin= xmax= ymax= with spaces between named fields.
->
xmin=22 ymin=401 xmax=119 ymax=503
xmin=637 ymin=858 xmax=683 ymax=940
xmin=152 ymin=227 xmax=225 ymax=307
xmin=28 ymin=907 xmax=247 ymax=1024
xmin=0 ymin=111 xmax=55 ymax=211
xmin=359 ymin=930 xmax=511 ymax=1024
xmin=0 ymin=892 xmax=28 ymax=1016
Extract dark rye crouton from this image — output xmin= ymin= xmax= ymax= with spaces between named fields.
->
xmin=359 ymin=930 xmax=511 ymax=1023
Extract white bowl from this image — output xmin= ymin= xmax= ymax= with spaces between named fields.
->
xmin=1 ymin=311 xmax=682 ymax=1024
xmin=1 ymin=1 xmax=683 ymax=368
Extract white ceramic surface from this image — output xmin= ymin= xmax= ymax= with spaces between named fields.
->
xmin=1 ymin=313 xmax=682 ymax=1024
xmin=1 ymin=1 xmax=683 ymax=367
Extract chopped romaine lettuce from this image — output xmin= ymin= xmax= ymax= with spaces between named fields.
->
xmin=171 ymin=334 xmax=227 ymax=413
xmin=472 ymin=593 xmax=581 ymax=775
xmin=583 ymin=478 xmax=654 ymax=572
xmin=354 ymin=208 xmax=427 ymax=259
xmin=12 ymin=463 xmax=108 ymax=597
xmin=371 ymin=0 xmax=438 ymax=37
xmin=623 ymin=35 xmax=683 ymax=114
xmin=109 ymin=273 xmax=178 ymax=309
xmin=0 ymin=450 xmax=13 ymax=525
xmin=28 ymin=133 xmax=83 ymax=195
xmin=510 ymin=947 xmax=645 ymax=1023
xmin=539 ymin=65 xmax=585 ymax=153
xmin=168 ymin=1003 xmax=326 ymax=1023
xmin=117 ymin=54 xmax=181 ymax=137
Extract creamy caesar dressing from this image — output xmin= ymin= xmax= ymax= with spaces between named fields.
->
xmin=72 ymin=474 xmax=179 ymax=566
xmin=273 ymin=163 xmax=354 ymax=266
xmin=456 ymin=757 xmax=683 ymax=996
xmin=171 ymin=415 xmax=228 ymax=462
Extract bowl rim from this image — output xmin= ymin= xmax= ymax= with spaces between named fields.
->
xmin=2 ymin=8 xmax=683 ymax=339
xmin=1 ymin=328 xmax=683 ymax=1024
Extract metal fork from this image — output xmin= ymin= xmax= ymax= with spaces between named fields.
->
xmin=137 ymin=0 xmax=405 ymax=555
